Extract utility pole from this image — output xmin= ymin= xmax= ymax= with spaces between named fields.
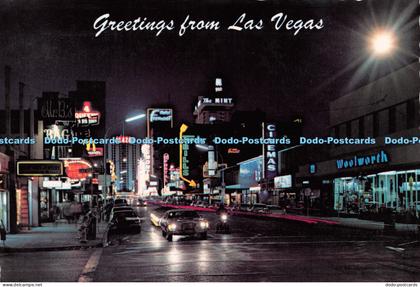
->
xmin=19 ymin=82 xmax=24 ymax=156
xmin=5 ymin=66 xmax=17 ymax=234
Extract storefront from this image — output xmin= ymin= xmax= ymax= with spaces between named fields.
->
xmin=298 ymin=146 xmax=420 ymax=220
xmin=0 ymin=190 xmax=9 ymax=232
xmin=238 ymin=156 xmax=262 ymax=205
xmin=274 ymin=174 xmax=294 ymax=207
xmin=0 ymin=153 xmax=10 ymax=231
xmin=334 ymin=169 xmax=420 ymax=216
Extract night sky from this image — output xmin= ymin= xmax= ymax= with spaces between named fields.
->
xmin=0 ymin=0 xmax=418 ymax=137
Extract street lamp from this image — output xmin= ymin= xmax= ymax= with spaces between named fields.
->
xmin=125 ymin=114 xmax=146 ymax=123
xmin=103 ymin=113 xmax=145 ymax=198
xmin=368 ymin=29 xmax=397 ymax=58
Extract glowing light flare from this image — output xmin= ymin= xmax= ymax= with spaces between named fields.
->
xmin=125 ymin=113 xmax=146 ymax=123
xmin=369 ymin=29 xmax=397 ymax=57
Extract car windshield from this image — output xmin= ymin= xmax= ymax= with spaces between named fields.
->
xmin=114 ymin=211 xmax=137 ymax=218
xmin=115 ymin=199 xmax=127 ymax=204
xmin=168 ymin=211 xmax=199 ymax=219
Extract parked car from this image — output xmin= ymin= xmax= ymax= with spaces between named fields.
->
xmin=239 ymin=204 xmax=251 ymax=212
xmin=109 ymin=206 xmax=134 ymax=221
xmin=251 ymin=203 xmax=269 ymax=213
xmin=197 ymin=201 xmax=209 ymax=208
xmin=266 ymin=205 xmax=286 ymax=215
xmin=159 ymin=209 xmax=209 ymax=241
xmin=108 ymin=209 xmax=141 ymax=235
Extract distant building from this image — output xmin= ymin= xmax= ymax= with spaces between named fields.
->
xmin=107 ymin=136 xmax=141 ymax=192
xmin=297 ymin=62 xmax=420 ymax=217
xmin=193 ymin=78 xmax=234 ymax=124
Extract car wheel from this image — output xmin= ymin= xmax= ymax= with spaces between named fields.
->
xmin=166 ymin=233 xmax=173 ymax=242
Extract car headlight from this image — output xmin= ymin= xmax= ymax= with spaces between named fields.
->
xmin=168 ymin=223 xmax=177 ymax=231
xmin=200 ymin=221 xmax=209 ymax=228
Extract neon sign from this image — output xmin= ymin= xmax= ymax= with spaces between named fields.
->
xmin=163 ymin=153 xmax=169 ymax=185
xmin=75 ymin=101 xmax=101 ymax=126
xmin=263 ymin=123 xmax=277 ymax=179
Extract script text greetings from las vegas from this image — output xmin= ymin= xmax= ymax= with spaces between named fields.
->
xmin=93 ymin=13 xmax=324 ymax=37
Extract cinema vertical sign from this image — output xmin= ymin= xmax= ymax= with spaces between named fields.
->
xmin=262 ymin=123 xmax=278 ymax=180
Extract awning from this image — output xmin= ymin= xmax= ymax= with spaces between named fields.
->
xmin=226 ymin=184 xmax=241 ymax=189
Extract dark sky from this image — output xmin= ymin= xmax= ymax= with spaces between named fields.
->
xmin=0 ymin=0 xmax=418 ymax=137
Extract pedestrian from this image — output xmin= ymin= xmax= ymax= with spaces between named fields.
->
xmin=78 ymin=215 xmax=90 ymax=243
xmin=0 ymin=219 xmax=6 ymax=247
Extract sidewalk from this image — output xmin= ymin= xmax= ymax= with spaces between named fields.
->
xmin=309 ymin=215 xmax=419 ymax=234
xmin=0 ymin=219 xmax=107 ymax=252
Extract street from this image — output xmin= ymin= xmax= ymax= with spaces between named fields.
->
xmin=1 ymin=206 xmax=419 ymax=282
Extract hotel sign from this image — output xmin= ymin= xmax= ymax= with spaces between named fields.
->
xmin=336 ymin=150 xmax=389 ymax=170
xmin=149 ymin=109 xmax=173 ymax=123
xmin=202 ymin=97 xmax=233 ymax=105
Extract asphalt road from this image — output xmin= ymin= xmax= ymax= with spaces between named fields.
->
xmin=93 ymin=206 xmax=420 ymax=282
xmin=1 ymin=205 xmax=420 ymax=282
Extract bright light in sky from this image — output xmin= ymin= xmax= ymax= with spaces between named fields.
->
xmin=369 ymin=29 xmax=397 ymax=57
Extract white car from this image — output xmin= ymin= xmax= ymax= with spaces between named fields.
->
xmin=159 ymin=209 xmax=209 ymax=241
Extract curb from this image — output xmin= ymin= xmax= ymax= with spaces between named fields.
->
xmin=0 ymin=242 xmax=103 ymax=253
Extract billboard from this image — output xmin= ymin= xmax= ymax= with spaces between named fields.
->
xmin=274 ymin=175 xmax=292 ymax=189
xmin=17 ymin=161 xmax=64 ymax=177
xmin=238 ymin=157 xmax=262 ymax=189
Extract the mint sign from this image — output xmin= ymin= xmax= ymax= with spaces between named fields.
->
xmin=336 ymin=150 xmax=389 ymax=170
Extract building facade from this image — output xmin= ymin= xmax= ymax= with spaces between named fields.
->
xmin=108 ymin=136 xmax=141 ymax=192
xmin=297 ymin=62 xmax=420 ymax=220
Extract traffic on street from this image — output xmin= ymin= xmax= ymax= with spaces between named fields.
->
xmin=0 ymin=0 xmax=419 ymax=285
xmin=1 ymin=200 xmax=420 ymax=282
